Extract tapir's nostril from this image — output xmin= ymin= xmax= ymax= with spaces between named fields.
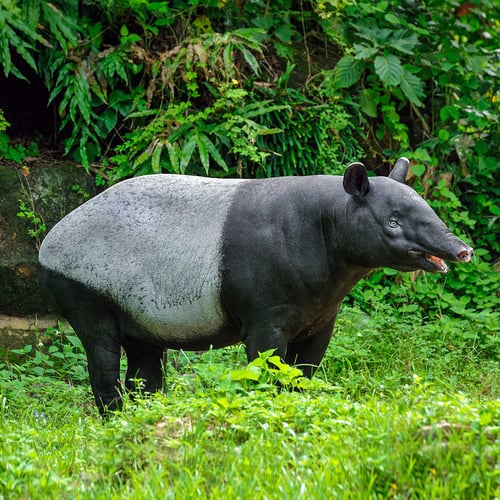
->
xmin=457 ymin=248 xmax=473 ymax=261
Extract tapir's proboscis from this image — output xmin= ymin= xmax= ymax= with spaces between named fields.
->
xmin=38 ymin=158 xmax=473 ymax=414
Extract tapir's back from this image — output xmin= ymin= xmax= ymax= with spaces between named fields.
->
xmin=39 ymin=174 xmax=242 ymax=342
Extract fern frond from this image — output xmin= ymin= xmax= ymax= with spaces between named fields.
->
xmin=0 ymin=1 xmax=39 ymax=79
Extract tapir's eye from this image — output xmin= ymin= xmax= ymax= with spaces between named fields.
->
xmin=388 ymin=219 xmax=400 ymax=228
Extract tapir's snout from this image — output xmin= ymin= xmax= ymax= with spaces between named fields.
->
xmin=445 ymin=236 xmax=474 ymax=263
xmin=408 ymin=237 xmax=473 ymax=273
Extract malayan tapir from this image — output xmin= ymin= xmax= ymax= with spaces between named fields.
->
xmin=38 ymin=158 xmax=473 ymax=414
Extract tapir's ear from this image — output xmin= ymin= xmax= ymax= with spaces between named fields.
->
xmin=343 ymin=162 xmax=369 ymax=198
xmin=388 ymin=157 xmax=409 ymax=183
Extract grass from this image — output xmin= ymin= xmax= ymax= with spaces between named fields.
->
xmin=0 ymin=306 xmax=498 ymax=499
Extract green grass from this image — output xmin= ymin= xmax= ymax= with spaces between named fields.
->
xmin=0 ymin=306 xmax=498 ymax=499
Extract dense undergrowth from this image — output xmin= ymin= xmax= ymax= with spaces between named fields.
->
xmin=0 ymin=306 xmax=498 ymax=498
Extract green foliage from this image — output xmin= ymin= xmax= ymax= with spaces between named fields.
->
xmin=17 ymin=199 xmax=46 ymax=242
xmin=250 ymin=84 xmax=362 ymax=177
xmin=110 ymin=80 xmax=361 ymax=180
xmin=228 ymin=349 xmax=308 ymax=390
xmin=25 ymin=0 xmax=79 ymax=48
xmin=0 ymin=111 xmax=39 ymax=163
xmin=0 ymin=308 xmax=498 ymax=498
xmin=0 ymin=0 xmax=363 ymax=174
xmin=0 ymin=0 xmax=78 ymax=79
xmin=0 ymin=135 xmax=39 ymax=163
xmin=331 ymin=23 xmax=424 ymax=106
xmin=109 ymin=83 xmax=288 ymax=179
xmin=0 ymin=1 xmax=496 ymax=185
xmin=0 ymin=109 xmax=8 ymax=132
xmin=0 ymin=0 xmax=40 ymax=79
xmin=4 ymin=325 xmax=88 ymax=383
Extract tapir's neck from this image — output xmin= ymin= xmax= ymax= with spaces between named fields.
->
xmin=318 ymin=186 xmax=370 ymax=294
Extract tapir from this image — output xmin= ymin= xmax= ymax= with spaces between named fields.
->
xmin=38 ymin=158 xmax=473 ymax=413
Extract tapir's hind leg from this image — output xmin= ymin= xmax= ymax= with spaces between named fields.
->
xmin=122 ymin=336 xmax=164 ymax=394
xmin=80 ymin=315 xmax=122 ymax=414
xmin=39 ymin=267 xmax=123 ymax=414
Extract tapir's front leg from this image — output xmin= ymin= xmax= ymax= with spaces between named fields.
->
xmin=285 ymin=320 xmax=335 ymax=378
xmin=241 ymin=320 xmax=288 ymax=362
xmin=122 ymin=336 xmax=164 ymax=394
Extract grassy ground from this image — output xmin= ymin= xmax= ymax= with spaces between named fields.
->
xmin=0 ymin=306 xmax=498 ymax=499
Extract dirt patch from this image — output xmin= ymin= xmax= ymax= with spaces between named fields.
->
xmin=0 ymin=314 xmax=61 ymax=349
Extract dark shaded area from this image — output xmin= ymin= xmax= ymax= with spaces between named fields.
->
xmin=0 ymin=58 xmax=56 ymax=141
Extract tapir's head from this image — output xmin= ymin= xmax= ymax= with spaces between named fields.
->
xmin=341 ymin=158 xmax=473 ymax=273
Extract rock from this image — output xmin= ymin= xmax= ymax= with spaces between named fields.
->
xmin=0 ymin=161 xmax=99 ymax=316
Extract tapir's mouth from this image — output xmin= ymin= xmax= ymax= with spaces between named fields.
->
xmin=424 ymin=254 xmax=448 ymax=272
xmin=408 ymin=250 xmax=449 ymax=273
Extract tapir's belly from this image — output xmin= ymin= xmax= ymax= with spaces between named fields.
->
xmin=39 ymin=175 xmax=242 ymax=344
xmin=111 ymin=240 xmax=227 ymax=344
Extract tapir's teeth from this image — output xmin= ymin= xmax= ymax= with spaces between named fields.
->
xmin=426 ymin=254 xmax=447 ymax=272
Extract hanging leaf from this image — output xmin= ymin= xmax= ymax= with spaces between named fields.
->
xmin=274 ymin=23 xmax=296 ymax=43
xmin=384 ymin=13 xmax=401 ymax=25
xmin=41 ymin=2 xmax=78 ymax=48
xmin=199 ymin=133 xmax=228 ymax=171
xmin=240 ymin=46 xmax=260 ymax=76
xmin=333 ymin=56 xmax=365 ymax=88
xmin=389 ymin=31 xmax=419 ymax=55
xmin=240 ymin=100 xmax=288 ymax=118
xmin=353 ymin=43 xmax=378 ymax=60
xmin=196 ymin=130 xmax=210 ymax=174
xmin=223 ymin=42 xmax=233 ymax=77
xmin=179 ymin=132 xmax=197 ymax=174
xmin=151 ymin=141 xmax=163 ymax=173
xmin=101 ymin=107 xmax=118 ymax=133
xmin=399 ymin=68 xmax=425 ymax=106
xmin=360 ymin=89 xmax=378 ymax=118
xmin=356 ymin=25 xmax=392 ymax=46
xmin=374 ymin=54 xmax=403 ymax=86
xmin=132 ymin=149 xmax=151 ymax=169
xmin=166 ymin=142 xmax=180 ymax=174
xmin=411 ymin=163 xmax=426 ymax=177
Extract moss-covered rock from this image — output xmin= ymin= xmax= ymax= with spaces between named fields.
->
xmin=0 ymin=161 xmax=98 ymax=315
